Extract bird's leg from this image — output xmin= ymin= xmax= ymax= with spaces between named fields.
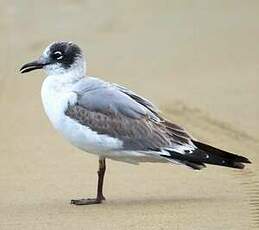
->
xmin=71 ymin=157 xmax=106 ymax=205
xmin=97 ymin=157 xmax=106 ymax=201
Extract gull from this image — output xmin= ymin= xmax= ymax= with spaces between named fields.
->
xmin=20 ymin=41 xmax=251 ymax=205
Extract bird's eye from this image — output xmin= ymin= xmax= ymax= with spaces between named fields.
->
xmin=53 ymin=51 xmax=63 ymax=60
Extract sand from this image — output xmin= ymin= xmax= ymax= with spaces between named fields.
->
xmin=0 ymin=1 xmax=259 ymax=229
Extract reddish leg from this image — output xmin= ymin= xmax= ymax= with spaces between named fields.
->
xmin=71 ymin=157 xmax=106 ymax=205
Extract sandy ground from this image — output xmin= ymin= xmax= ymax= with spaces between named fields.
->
xmin=1 ymin=1 xmax=259 ymax=229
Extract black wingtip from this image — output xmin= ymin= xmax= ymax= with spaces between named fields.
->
xmin=191 ymin=140 xmax=252 ymax=170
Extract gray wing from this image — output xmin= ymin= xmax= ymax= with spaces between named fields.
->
xmin=113 ymin=83 xmax=161 ymax=118
xmin=71 ymin=77 xmax=160 ymax=121
xmin=67 ymin=77 xmax=193 ymax=151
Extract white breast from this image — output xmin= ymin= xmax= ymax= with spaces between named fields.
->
xmin=41 ymin=75 xmax=123 ymax=155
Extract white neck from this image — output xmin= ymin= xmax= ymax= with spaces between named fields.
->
xmin=43 ymin=57 xmax=87 ymax=84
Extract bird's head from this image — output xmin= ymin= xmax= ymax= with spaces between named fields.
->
xmin=20 ymin=41 xmax=86 ymax=78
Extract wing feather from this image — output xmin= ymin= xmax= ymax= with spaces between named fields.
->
xmin=65 ymin=104 xmax=171 ymax=151
xmin=67 ymin=78 xmax=195 ymax=151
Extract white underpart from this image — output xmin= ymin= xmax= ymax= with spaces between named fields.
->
xmin=41 ymin=60 xmax=123 ymax=155
xmin=41 ymin=73 xmax=172 ymax=163
xmin=105 ymin=150 xmax=170 ymax=164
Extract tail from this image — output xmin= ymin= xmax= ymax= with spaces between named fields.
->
xmin=161 ymin=140 xmax=251 ymax=170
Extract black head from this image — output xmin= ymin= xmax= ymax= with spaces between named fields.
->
xmin=20 ymin=41 xmax=83 ymax=74
xmin=47 ymin=41 xmax=82 ymax=69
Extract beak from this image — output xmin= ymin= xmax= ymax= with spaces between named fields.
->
xmin=20 ymin=57 xmax=50 ymax=74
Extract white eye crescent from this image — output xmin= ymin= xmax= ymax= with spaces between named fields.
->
xmin=54 ymin=51 xmax=63 ymax=60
